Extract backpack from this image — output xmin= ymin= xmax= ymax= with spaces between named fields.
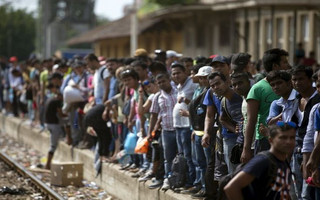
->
xmin=168 ymin=154 xmax=188 ymax=189
xmin=217 ymin=151 xmax=278 ymax=200
xmin=100 ymin=66 xmax=107 ymax=80
xmin=188 ymin=88 xmax=208 ymax=131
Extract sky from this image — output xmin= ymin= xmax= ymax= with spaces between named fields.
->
xmin=1 ymin=0 xmax=134 ymax=20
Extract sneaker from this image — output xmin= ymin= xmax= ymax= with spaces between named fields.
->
xmin=131 ymin=169 xmax=145 ymax=178
xmin=119 ymin=163 xmax=132 ymax=170
xmin=161 ymin=178 xmax=170 ymax=190
xmin=148 ymin=179 xmax=163 ymax=189
xmin=180 ymin=186 xmax=200 ymax=194
xmin=138 ymin=171 xmax=154 ymax=182
xmin=191 ymin=188 xmax=206 ymax=199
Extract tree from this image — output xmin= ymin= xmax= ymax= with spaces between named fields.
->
xmin=0 ymin=4 xmax=36 ymax=60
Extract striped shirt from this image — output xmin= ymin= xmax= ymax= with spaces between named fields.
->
xmin=150 ymin=88 xmax=177 ymax=131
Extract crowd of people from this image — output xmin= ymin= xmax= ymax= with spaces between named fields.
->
xmin=1 ymin=47 xmax=320 ymax=200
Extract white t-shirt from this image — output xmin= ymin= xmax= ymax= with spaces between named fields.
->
xmin=93 ymin=66 xmax=110 ymax=105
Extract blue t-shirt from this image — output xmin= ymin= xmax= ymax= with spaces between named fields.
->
xmin=108 ymin=76 xmax=119 ymax=99
xmin=203 ymin=89 xmax=228 ymax=136
xmin=314 ymin=108 xmax=320 ymax=131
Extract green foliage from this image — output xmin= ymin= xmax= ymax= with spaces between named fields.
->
xmin=0 ymin=4 xmax=36 ymax=60
xmin=147 ymin=0 xmax=197 ymax=6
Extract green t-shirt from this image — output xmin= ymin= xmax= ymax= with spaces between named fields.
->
xmin=246 ymin=79 xmax=279 ymax=139
xmin=40 ymin=69 xmax=49 ymax=87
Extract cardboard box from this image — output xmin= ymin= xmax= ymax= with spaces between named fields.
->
xmin=51 ymin=162 xmax=83 ymax=186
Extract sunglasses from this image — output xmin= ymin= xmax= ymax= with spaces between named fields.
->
xmin=276 ymin=121 xmax=297 ymax=129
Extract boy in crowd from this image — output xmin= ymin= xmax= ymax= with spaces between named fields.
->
xmin=266 ymin=70 xmax=298 ymax=124
xmin=44 ymin=73 xmax=64 ymax=169
xmin=224 ymin=121 xmax=296 ymax=200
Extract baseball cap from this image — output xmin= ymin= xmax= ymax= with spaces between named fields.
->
xmin=195 ymin=66 xmax=213 ymax=77
xmin=134 ymin=48 xmax=148 ymax=57
xmin=166 ymin=50 xmax=183 ymax=58
xmin=231 ymin=53 xmax=251 ymax=67
xmin=211 ymin=55 xmax=228 ymax=64
xmin=9 ymin=56 xmax=18 ymax=62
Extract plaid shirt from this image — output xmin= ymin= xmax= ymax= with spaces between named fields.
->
xmin=150 ymin=88 xmax=177 ymax=131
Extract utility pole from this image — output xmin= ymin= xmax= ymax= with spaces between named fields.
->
xmin=130 ymin=0 xmax=138 ymax=57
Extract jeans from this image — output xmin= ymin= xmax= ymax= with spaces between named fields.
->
xmin=161 ymin=130 xmax=177 ymax=178
xmin=194 ymin=134 xmax=211 ymax=188
xmin=292 ymin=152 xmax=314 ymax=200
xmin=176 ymin=127 xmax=196 ymax=185
xmin=223 ymin=136 xmax=238 ymax=174
xmin=46 ymin=123 xmax=64 ymax=153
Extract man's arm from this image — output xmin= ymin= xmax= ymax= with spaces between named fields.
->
xmin=224 ymin=171 xmax=255 ymax=200
xmin=241 ymin=99 xmax=259 ymax=163
xmin=202 ymin=104 xmax=217 ymax=148
xmin=102 ymin=77 xmax=110 ymax=104
xmin=219 ymin=111 xmax=236 ymax=133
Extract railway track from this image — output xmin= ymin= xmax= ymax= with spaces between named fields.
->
xmin=0 ymin=151 xmax=64 ymax=200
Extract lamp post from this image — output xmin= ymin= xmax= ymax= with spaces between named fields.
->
xmin=130 ymin=0 xmax=138 ymax=56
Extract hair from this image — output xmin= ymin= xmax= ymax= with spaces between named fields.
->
xmin=148 ymin=61 xmax=167 ymax=73
xmin=191 ymin=63 xmax=205 ymax=74
xmin=262 ymin=48 xmax=289 ymax=72
xmin=180 ymin=57 xmax=193 ymax=63
xmin=171 ymin=63 xmax=186 ymax=72
xmin=194 ymin=56 xmax=207 ymax=65
xmin=230 ymin=72 xmax=250 ymax=81
xmin=155 ymin=73 xmax=170 ymax=81
xmin=207 ymin=71 xmax=227 ymax=82
xmin=130 ymin=60 xmax=148 ymax=70
xmin=120 ymin=67 xmax=139 ymax=80
xmin=85 ymin=53 xmax=99 ymax=62
xmin=291 ymin=65 xmax=313 ymax=79
xmin=268 ymin=124 xmax=296 ymax=138
xmin=107 ymin=58 xmax=118 ymax=63
xmin=266 ymin=70 xmax=292 ymax=83
xmin=123 ymin=57 xmax=136 ymax=65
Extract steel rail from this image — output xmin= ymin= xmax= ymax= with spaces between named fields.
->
xmin=0 ymin=151 xmax=64 ymax=200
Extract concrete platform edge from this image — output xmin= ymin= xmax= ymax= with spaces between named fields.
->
xmin=0 ymin=114 xmax=193 ymax=200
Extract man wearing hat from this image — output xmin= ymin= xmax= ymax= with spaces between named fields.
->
xmin=210 ymin=55 xmax=231 ymax=80
xmin=166 ymin=50 xmax=182 ymax=72
xmin=183 ymin=66 xmax=213 ymax=198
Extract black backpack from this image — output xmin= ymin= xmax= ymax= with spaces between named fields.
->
xmin=188 ymin=88 xmax=208 ymax=131
xmin=168 ymin=154 xmax=188 ymax=189
xmin=217 ymin=151 xmax=279 ymax=200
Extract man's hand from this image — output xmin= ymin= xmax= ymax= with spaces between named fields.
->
xmin=102 ymin=109 xmax=109 ymax=121
xmin=241 ymin=148 xmax=253 ymax=163
xmin=312 ymin=169 xmax=320 ymax=187
xmin=191 ymin=131 xmax=195 ymax=142
xmin=179 ymin=109 xmax=189 ymax=117
xmin=202 ymin=133 xmax=210 ymax=148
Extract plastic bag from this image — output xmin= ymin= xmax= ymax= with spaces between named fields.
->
xmin=124 ymin=127 xmax=137 ymax=154
xmin=134 ymin=137 xmax=149 ymax=154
